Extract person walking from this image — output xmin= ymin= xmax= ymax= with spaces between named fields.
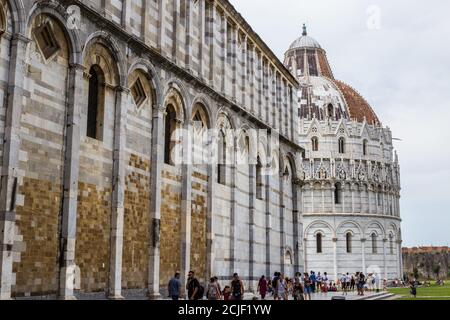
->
xmin=207 ymin=277 xmax=221 ymax=300
xmin=374 ymin=273 xmax=380 ymax=293
xmin=350 ymin=274 xmax=356 ymax=291
xmin=257 ymin=276 xmax=268 ymax=300
xmin=316 ymin=272 xmax=323 ymax=293
xmin=310 ymin=271 xmax=316 ymax=294
xmin=187 ymin=271 xmax=202 ymax=300
xmin=230 ymin=273 xmax=244 ymax=301
xmin=303 ymin=272 xmax=312 ymax=300
xmin=272 ymin=272 xmax=280 ymax=300
xmin=340 ymin=273 xmax=348 ymax=295
xmin=410 ymin=279 xmax=417 ymax=298
xmin=168 ymin=271 xmax=182 ymax=300
xmin=293 ymin=272 xmax=305 ymax=301
xmin=278 ymin=274 xmax=287 ymax=300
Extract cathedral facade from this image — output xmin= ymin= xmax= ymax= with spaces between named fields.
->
xmin=284 ymin=25 xmax=403 ymax=282
xmin=0 ymin=0 xmax=401 ymax=300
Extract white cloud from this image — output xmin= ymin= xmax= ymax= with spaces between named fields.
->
xmin=230 ymin=0 xmax=450 ymax=247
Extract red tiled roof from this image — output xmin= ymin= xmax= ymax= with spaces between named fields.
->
xmin=333 ymin=80 xmax=380 ymax=125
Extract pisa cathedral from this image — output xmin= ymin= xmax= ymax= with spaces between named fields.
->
xmin=0 ymin=0 xmax=401 ymax=299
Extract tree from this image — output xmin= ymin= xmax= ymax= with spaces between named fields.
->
xmin=413 ymin=268 xmax=420 ymax=280
xmin=433 ymin=265 xmax=441 ymax=280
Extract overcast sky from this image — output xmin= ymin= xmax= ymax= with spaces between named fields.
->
xmin=229 ymin=0 xmax=450 ymax=247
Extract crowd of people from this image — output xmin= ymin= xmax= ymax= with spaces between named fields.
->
xmin=167 ymin=270 xmax=388 ymax=300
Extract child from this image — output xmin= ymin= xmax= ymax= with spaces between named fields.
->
xmin=223 ymin=286 xmax=231 ymax=301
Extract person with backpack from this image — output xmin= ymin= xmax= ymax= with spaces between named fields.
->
xmin=206 ymin=277 xmax=221 ymax=300
xmin=187 ymin=271 xmax=203 ymax=300
xmin=230 ymin=273 xmax=244 ymax=300
xmin=257 ymin=275 xmax=268 ymax=300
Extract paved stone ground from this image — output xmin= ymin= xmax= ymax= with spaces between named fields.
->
xmin=15 ymin=290 xmax=387 ymax=300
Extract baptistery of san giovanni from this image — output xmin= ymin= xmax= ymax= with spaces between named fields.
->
xmin=0 ymin=0 xmax=401 ymax=300
xmin=284 ymin=25 xmax=402 ymax=281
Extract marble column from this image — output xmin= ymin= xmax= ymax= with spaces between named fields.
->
xmin=147 ymin=105 xmax=165 ymax=299
xmin=332 ymin=237 xmax=338 ymax=281
xmin=0 ymin=34 xmax=29 ymax=300
xmin=59 ymin=63 xmax=84 ymax=300
xmin=108 ymin=86 xmax=130 ymax=299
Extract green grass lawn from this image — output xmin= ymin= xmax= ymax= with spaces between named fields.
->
xmin=388 ymin=281 xmax=450 ymax=300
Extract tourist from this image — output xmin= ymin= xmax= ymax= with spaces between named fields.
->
xmin=346 ymin=273 xmax=351 ymax=292
xmin=278 ymin=274 xmax=287 ymax=300
xmin=340 ymin=273 xmax=348 ymax=295
xmin=206 ymin=277 xmax=221 ymax=300
xmin=223 ymin=286 xmax=231 ymax=301
xmin=230 ymin=273 xmax=244 ymax=300
xmin=303 ymin=272 xmax=312 ymax=300
xmin=257 ymin=275 xmax=268 ymax=300
xmin=272 ymin=272 xmax=280 ymax=300
xmin=186 ymin=271 xmax=202 ymax=300
xmin=322 ymin=272 xmax=329 ymax=293
xmin=293 ymin=272 xmax=304 ymax=301
xmin=310 ymin=271 xmax=316 ymax=293
xmin=316 ymin=272 xmax=323 ymax=292
xmin=214 ymin=276 xmax=222 ymax=296
xmin=374 ymin=273 xmax=380 ymax=293
xmin=350 ymin=274 xmax=356 ymax=291
xmin=358 ymin=272 xmax=366 ymax=296
xmin=168 ymin=271 xmax=182 ymax=300
xmin=267 ymin=278 xmax=273 ymax=296
xmin=410 ymin=281 xmax=417 ymax=298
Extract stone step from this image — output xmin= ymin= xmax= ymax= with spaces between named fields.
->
xmin=362 ymin=292 xmax=396 ymax=300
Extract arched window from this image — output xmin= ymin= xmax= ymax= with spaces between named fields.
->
xmin=218 ymin=130 xmax=227 ymax=185
xmin=334 ymin=183 xmax=342 ymax=205
xmin=284 ymin=251 xmax=293 ymax=265
xmin=164 ymin=105 xmax=177 ymax=165
xmin=311 ymin=137 xmax=319 ymax=152
xmin=87 ymin=66 xmax=105 ymax=140
xmin=371 ymin=233 xmax=378 ymax=254
xmin=380 ymin=143 xmax=384 ymax=157
xmin=363 ymin=140 xmax=368 ymax=156
xmin=389 ymin=234 xmax=394 ymax=254
xmin=256 ymin=156 xmax=263 ymax=200
xmin=316 ymin=233 xmax=323 ymax=253
xmin=338 ymin=137 xmax=345 ymax=154
xmin=346 ymin=233 xmax=352 ymax=253
xmin=327 ymin=104 xmax=334 ymax=119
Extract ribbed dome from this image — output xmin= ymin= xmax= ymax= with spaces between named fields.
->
xmin=289 ymin=24 xmax=322 ymax=50
xmin=333 ymin=80 xmax=380 ymax=125
xmin=289 ymin=35 xmax=322 ymax=50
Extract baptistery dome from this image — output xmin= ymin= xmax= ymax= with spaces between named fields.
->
xmin=284 ymin=24 xmax=380 ymax=125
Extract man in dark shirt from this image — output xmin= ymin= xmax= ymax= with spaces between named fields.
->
xmin=168 ymin=271 xmax=182 ymax=300
xmin=187 ymin=271 xmax=201 ymax=300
